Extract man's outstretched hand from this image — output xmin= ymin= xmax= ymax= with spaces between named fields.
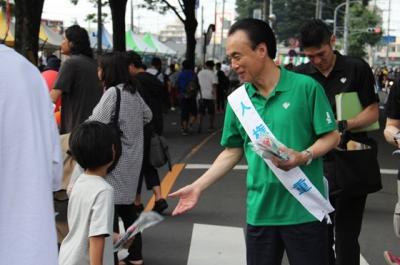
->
xmin=168 ymin=184 xmax=201 ymax=216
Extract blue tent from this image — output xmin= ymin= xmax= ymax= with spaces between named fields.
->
xmin=89 ymin=25 xmax=113 ymax=50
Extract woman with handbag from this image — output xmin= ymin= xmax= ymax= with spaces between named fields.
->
xmin=89 ymin=52 xmax=152 ymax=265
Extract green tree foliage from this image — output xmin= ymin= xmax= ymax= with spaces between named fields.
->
xmin=348 ymin=3 xmax=381 ymax=57
xmin=142 ymin=0 xmax=198 ymax=69
xmin=234 ymin=0 xmax=367 ymax=42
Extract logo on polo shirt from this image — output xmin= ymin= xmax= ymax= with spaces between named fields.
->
xmin=326 ymin=112 xmax=332 ymax=124
xmin=282 ymin=102 xmax=290 ymax=109
xmin=340 ymin=77 xmax=347 ymax=84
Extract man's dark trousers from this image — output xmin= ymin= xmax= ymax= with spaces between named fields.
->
xmin=328 ymin=194 xmax=367 ymax=265
xmin=246 ymin=221 xmax=328 ymax=265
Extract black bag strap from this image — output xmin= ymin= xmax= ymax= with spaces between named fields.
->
xmin=112 ymin=86 xmax=121 ymax=126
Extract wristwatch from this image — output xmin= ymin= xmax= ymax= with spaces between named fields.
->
xmin=302 ymin=149 xmax=313 ymax=166
xmin=338 ymin=120 xmax=348 ymax=133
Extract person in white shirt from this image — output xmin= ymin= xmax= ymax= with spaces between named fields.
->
xmin=197 ymin=60 xmax=219 ymax=131
xmin=0 ymin=44 xmax=62 ymax=265
xmin=59 ymin=121 xmax=117 ymax=265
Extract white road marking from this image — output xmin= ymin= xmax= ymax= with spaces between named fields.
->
xmin=185 ymin=164 xmax=398 ymax=175
xmin=360 ymin=253 xmax=369 ymax=265
xmin=187 ymin=224 xmax=246 ymax=265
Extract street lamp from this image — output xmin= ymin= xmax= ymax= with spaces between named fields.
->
xmin=333 ymin=0 xmax=360 ymax=38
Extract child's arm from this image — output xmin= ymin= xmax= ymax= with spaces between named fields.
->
xmin=89 ymin=235 xmax=106 ymax=265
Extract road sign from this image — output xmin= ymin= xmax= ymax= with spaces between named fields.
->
xmin=382 ymin=35 xmax=396 ymax=44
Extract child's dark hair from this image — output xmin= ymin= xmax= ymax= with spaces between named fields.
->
xmin=69 ymin=121 xmax=117 ymax=170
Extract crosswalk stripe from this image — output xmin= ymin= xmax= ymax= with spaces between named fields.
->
xmin=187 ymin=224 xmax=246 ymax=265
xmin=185 ymin=164 xmax=398 ymax=175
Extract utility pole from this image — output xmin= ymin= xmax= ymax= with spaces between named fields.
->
xmin=263 ymin=0 xmax=269 ymax=21
xmin=315 ymin=0 xmax=320 ymax=18
xmin=269 ymin=0 xmax=273 ymax=27
xmin=385 ymin=0 xmax=392 ymax=66
xmin=201 ymin=5 xmax=205 ymax=65
xmin=343 ymin=0 xmax=350 ymax=55
xmin=130 ymin=0 xmax=134 ymax=32
xmin=212 ymin=0 xmax=217 ymax=60
xmin=220 ymin=0 xmax=226 ymax=60
xmin=97 ymin=0 xmax=102 ymax=55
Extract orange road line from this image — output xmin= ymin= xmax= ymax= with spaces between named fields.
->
xmin=144 ymin=163 xmax=185 ymax=211
xmin=144 ymin=130 xmax=220 ymax=211
xmin=184 ymin=129 xmax=220 ymax=160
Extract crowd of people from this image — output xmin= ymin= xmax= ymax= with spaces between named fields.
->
xmin=3 ymin=16 xmax=400 ymax=265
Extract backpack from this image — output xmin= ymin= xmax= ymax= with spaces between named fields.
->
xmin=184 ymin=77 xmax=200 ymax=99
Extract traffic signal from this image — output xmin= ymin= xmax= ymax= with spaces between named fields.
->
xmin=367 ymin=27 xmax=382 ymax=34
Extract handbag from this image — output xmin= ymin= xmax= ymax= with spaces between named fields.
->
xmin=149 ymin=133 xmax=171 ymax=170
xmin=325 ymin=135 xmax=382 ymax=197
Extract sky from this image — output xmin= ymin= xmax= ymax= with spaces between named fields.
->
xmin=375 ymin=0 xmax=400 ymax=36
xmin=42 ymin=0 xmax=236 ymax=36
xmin=41 ymin=0 xmax=399 ymax=37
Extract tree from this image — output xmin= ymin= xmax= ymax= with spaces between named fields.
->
xmin=72 ymin=0 xmax=128 ymax=52
xmin=235 ymin=0 xmax=346 ymax=42
xmin=109 ymin=0 xmax=127 ymax=51
xmin=14 ymin=0 xmax=45 ymax=64
xmin=347 ymin=3 xmax=381 ymax=57
xmin=142 ymin=0 xmax=198 ymax=69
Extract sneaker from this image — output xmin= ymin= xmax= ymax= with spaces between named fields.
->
xmin=153 ymin=199 xmax=168 ymax=214
xmin=134 ymin=203 xmax=144 ymax=213
xmin=384 ymin=251 xmax=400 ymax=264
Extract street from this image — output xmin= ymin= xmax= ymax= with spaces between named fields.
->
xmin=128 ymin=106 xmax=400 ymax=265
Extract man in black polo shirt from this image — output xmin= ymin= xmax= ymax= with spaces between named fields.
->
xmin=295 ymin=19 xmax=380 ymax=265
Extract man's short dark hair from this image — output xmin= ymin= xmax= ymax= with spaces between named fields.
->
xmin=125 ymin=51 xmax=144 ymax=69
xmin=216 ymin=62 xmax=222 ymax=70
xmin=228 ymin=18 xmax=276 ymax=59
xmin=69 ymin=121 xmax=115 ymax=170
xmin=151 ymin=57 xmax=162 ymax=69
xmin=205 ymin=60 xmax=214 ymax=68
xmin=65 ymin=25 xmax=93 ymax=58
xmin=299 ymin=19 xmax=332 ymax=49
xmin=182 ymin=59 xmax=190 ymax=70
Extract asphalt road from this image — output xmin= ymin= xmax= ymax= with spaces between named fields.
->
xmin=134 ymin=105 xmax=400 ymax=265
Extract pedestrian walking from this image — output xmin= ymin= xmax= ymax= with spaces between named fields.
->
xmin=197 ymin=60 xmax=218 ymax=131
xmin=126 ymin=51 xmax=169 ymax=214
xmin=50 ymin=25 xmax=102 ymax=134
xmin=295 ymin=19 xmax=382 ymax=265
xmin=169 ymin=18 xmax=340 ymax=265
xmin=59 ymin=121 xmax=118 ymax=265
xmin=89 ymin=52 xmax=152 ymax=265
xmin=383 ymin=76 xmax=400 ymax=265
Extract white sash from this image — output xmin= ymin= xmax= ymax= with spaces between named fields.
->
xmin=228 ymin=84 xmax=334 ymax=222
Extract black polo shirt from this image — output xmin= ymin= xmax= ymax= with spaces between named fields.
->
xmin=294 ymin=51 xmax=379 ymax=140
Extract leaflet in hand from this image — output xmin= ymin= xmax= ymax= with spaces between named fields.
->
xmin=113 ymin=211 xmax=164 ymax=252
xmin=250 ymin=135 xmax=289 ymax=161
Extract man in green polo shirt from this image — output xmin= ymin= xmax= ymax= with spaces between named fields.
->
xmin=169 ymin=19 xmax=340 ymax=265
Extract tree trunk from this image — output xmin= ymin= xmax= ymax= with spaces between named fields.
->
xmin=14 ymin=0 xmax=44 ymax=65
xmin=109 ymin=0 xmax=127 ymax=52
xmin=183 ymin=0 xmax=198 ymax=70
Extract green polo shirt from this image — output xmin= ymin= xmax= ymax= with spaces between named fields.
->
xmin=221 ymin=67 xmax=337 ymax=226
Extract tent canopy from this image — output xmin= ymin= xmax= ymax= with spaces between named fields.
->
xmin=39 ymin=24 xmax=63 ymax=49
xmin=0 ymin=10 xmax=14 ymax=46
xmin=89 ymin=25 xmax=113 ymax=50
xmin=142 ymin=33 xmax=176 ymax=56
xmin=126 ymin=30 xmax=156 ymax=54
